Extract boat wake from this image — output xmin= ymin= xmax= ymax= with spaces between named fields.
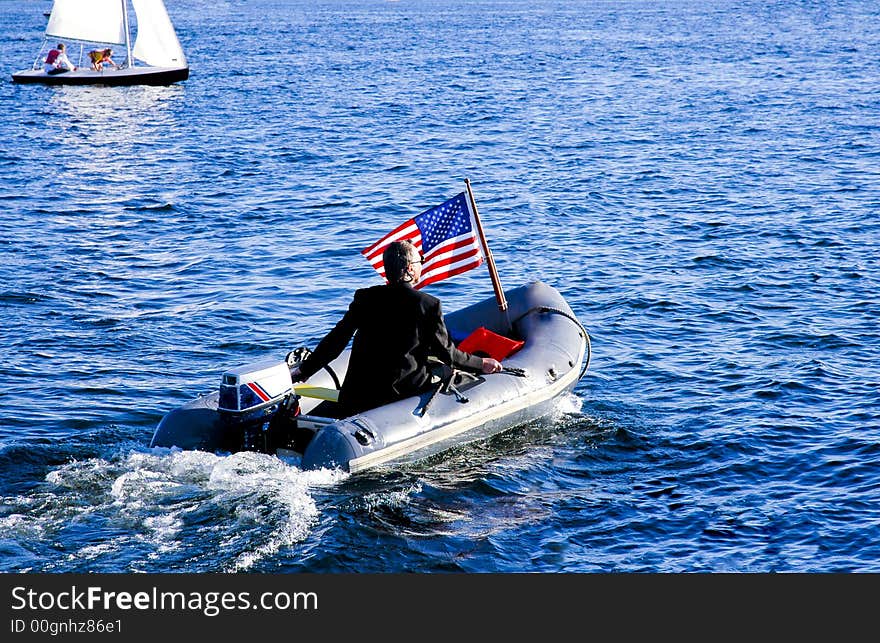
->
xmin=0 ymin=393 xmax=593 ymax=573
xmin=0 ymin=447 xmax=346 ymax=573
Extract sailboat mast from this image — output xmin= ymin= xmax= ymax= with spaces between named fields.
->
xmin=121 ymin=0 xmax=133 ymax=68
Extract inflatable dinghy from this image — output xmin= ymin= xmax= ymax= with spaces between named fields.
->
xmin=150 ymin=280 xmax=591 ymax=473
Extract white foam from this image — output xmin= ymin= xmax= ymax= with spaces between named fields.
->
xmin=362 ymin=483 xmax=423 ymax=511
xmin=552 ymin=391 xmax=584 ymax=418
xmin=0 ymin=512 xmax=46 ymax=539
xmin=18 ymin=447 xmax=349 ymax=571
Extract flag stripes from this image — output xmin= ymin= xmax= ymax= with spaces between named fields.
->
xmin=361 ymin=192 xmax=484 ymax=289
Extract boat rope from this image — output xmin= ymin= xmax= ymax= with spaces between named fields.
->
xmin=510 ymin=306 xmax=592 ymax=381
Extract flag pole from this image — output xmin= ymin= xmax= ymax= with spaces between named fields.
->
xmin=465 ymin=178 xmax=512 ymax=333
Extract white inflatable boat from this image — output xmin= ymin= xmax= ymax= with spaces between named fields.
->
xmin=150 ymin=280 xmax=591 ymax=473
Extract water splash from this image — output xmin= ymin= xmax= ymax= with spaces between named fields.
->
xmin=551 ymin=391 xmax=584 ymax=418
xmin=0 ymin=448 xmax=346 ymax=573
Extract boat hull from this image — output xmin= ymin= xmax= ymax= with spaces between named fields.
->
xmin=150 ymin=280 xmax=590 ymax=473
xmin=11 ymin=66 xmax=189 ymax=86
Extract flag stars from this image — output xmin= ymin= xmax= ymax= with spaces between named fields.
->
xmin=366 ymin=191 xmax=482 ymax=289
xmin=416 ymin=194 xmax=472 ymax=252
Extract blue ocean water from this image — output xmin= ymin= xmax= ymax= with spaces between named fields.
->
xmin=1 ymin=0 xmax=878 ymax=573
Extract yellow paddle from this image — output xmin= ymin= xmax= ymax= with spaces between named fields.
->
xmin=293 ymin=384 xmax=339 ymax=402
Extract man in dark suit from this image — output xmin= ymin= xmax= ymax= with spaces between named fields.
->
xmin=291 ymin=240 xmax=502 ymax=418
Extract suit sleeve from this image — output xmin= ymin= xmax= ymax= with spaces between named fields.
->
xmin=427 ymin=299 xmax=484 ymax=372
xmin=297 ymin=296 xmax=360 ymax=380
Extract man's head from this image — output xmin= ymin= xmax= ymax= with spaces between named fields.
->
xmin=383 ymin=240 xmax=422 ymax=285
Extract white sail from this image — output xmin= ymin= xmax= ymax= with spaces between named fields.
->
xmin=45 ymin=0 xmax=126 ymax=46
xmin=131 ymin=0 xmax=187 ymax=68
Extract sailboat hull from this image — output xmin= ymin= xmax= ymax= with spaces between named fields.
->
xmin=12 ymin=65 xmax=189 ymax=86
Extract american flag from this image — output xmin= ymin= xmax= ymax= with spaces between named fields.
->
xmin=362 ymin=192 xmax=484 ymax=289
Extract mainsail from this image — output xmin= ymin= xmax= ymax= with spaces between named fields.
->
xmin=45 ymin=0 xmax=126 ymax=46
xmin=131 ymin=0 xmax=187 ymax=68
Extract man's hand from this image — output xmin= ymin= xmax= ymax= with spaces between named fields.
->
xmin=480 ymin=357 xmax=502 ymax=374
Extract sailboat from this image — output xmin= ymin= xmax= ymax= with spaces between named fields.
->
xmin=12 ymin=0 xmax=188 ymax=86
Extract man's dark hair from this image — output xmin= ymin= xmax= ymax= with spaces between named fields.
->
xmin=383 ymin=240 xmax=417 ymax=284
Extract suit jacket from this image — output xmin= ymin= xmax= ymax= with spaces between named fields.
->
xmin=297 ymin=283 xmax=483 ymax=416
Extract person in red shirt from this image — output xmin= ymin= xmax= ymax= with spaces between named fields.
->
xmin=44 ymin=43 xmax=76 ymax=74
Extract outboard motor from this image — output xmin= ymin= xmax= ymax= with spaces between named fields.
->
xmin=217 ymin=359 xmax=299 ymax=453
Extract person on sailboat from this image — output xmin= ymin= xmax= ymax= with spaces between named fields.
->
xmin=44 ymin=43 xmax=76 ymax=74
xmin=88 ymin=48 xmax=118 ymax=71
xmin=289 ymin=240 xmax=503 ymax=419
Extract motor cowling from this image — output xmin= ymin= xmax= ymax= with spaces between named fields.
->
xmin=217 ymin=359 xmax=298 ymax=452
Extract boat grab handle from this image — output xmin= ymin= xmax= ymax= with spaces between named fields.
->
xmin=416 ymin=368 xmax=475 ymax=416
